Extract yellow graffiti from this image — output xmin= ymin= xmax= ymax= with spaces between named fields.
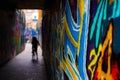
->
xmin=88 ymin=44 xmax=102 ymax=80
xmin=98 ymin=0 xmax=114 ymax=4
xmin=109 ymin=0 xmax=114 ymax=4
xmin=63 ymin=0 xmax=85 ymax=79
xmin=88 ymin=21 xmax=113 ymax=80
xmin=64 ymin=0 xmax=85 ymax=56
xmin=96 ymin=21 xmax=113 ymax=80
xmin=61 ymin=55 xmax=81 ymax=80
xmin=64 ymin=17 xmax=78 ymax=48
xmin=77 ymin=0 xmax=84 ymax=57
xmin=98 ymin=0 xmax=100 ymax=3
xmin=97 ymin=23 xmax=112 ymax=80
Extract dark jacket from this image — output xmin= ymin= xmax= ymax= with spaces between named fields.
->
xmin=31 ymin=37 xmax=40 ymax=50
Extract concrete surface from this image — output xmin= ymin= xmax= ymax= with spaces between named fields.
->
xmin=0 ymin=43 xmax=47 ymax=80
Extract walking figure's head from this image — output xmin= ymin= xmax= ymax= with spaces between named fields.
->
xmin=32 ymin=37 xmax=37 ymax=41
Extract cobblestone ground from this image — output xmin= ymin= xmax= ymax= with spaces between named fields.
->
xmin=0 ymin=43 xmax=47 ymax=80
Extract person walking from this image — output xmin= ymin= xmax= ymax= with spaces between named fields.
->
xmin=31 ymin=37 xmax=40 ymax=60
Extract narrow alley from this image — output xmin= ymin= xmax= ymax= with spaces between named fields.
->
xmin=1 ymin=0 xmax=120 ymax=80
xmin=0 ymin=43 xmax=47 ymax=80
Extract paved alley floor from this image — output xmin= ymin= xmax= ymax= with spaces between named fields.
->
xmin=0 ymin=43 xmax=47 ymax=80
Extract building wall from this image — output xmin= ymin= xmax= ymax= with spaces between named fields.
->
xmin=23 ymin=10 xmax=38 ymax=30
xmin=36 ymin=10 xmax=42 ymax=45
xmin=38 ymin=10 xmax=42 ymax=28
xmin=14 ymin=10 xmax=26 ymax=53
xmin=42 ymin=0 xmax=120 ymax=80
xmin=0 ymin=9 xmax=26 ymax=66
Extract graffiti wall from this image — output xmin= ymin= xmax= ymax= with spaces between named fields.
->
xmin=61 ymin=0 xmax=89 ymax=79
xmin=0 ymin=9 xmax=26 ymax=66
xmin=42 ymin=0 xmax=120 ymax=80
xmin=13 ymin=10 xmax=26 ymax=54
xmin=87 ymin=0 xmax=120 ymax=80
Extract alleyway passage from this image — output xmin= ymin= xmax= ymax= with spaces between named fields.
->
xmin=0 ymin=43 xmax=47 ymax=80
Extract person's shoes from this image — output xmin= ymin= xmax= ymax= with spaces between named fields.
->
xmin=32 ymin=55 xmax=35 ymax=59
xmin=37 ymin=57 xmax=38 ymax=60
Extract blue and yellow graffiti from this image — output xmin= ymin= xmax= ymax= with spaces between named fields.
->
xmin=61 ymin=0 xmax=89 ymax=79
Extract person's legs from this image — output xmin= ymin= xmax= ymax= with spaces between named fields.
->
xmin=32 ymin=48 xmax=35 ymax=59
xmin=35 ymin=50 xmax=38 ymax=60
xmin=32 ymin=52 xmax=34 ymax=59
xmin=35 ymin=52 xmax=38 ymax=60
xmin=34 ymin=48 xmax=38 ymax=60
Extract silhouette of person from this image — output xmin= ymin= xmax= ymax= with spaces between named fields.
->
xmin=31 ymin=37 xmax=40 ymax=60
